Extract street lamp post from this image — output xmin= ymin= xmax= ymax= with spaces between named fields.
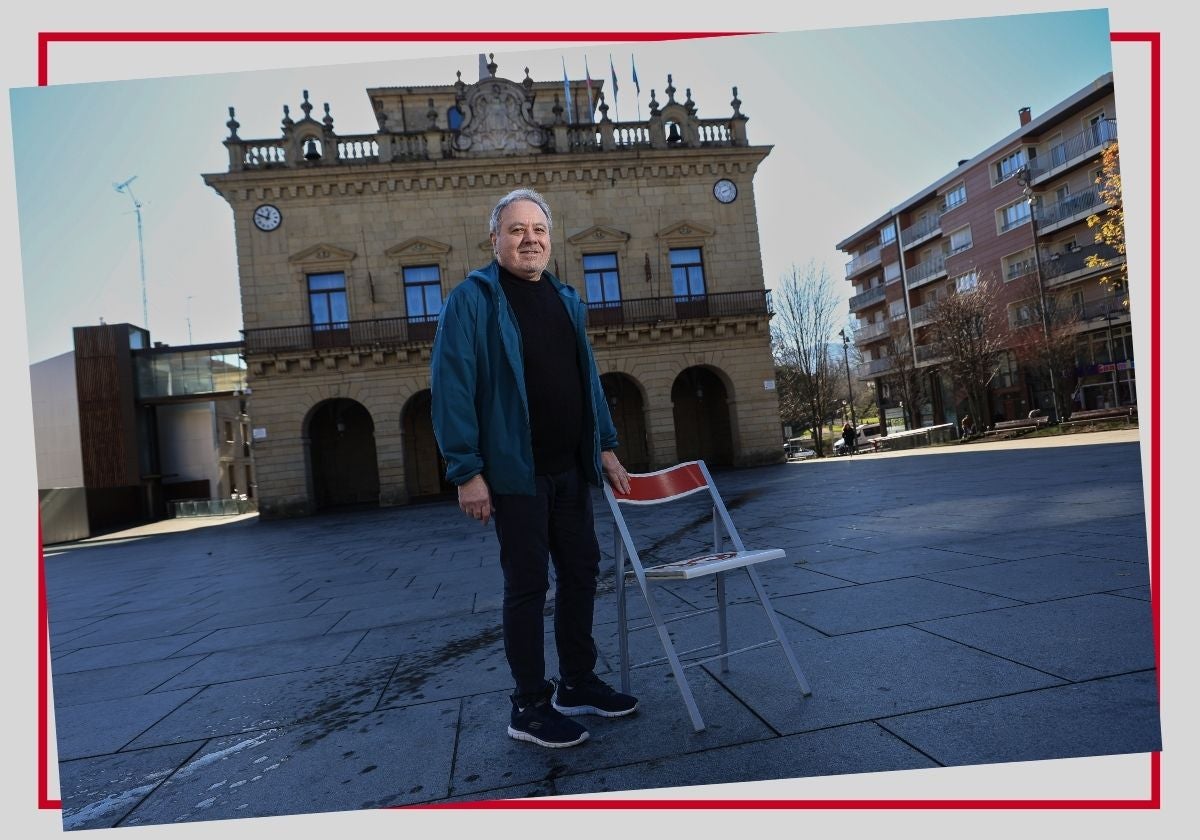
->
xmin=1017 ymin=166 xmax=1062 ymax=423
xmin=838 ymin=328 xmax=857 ymax=454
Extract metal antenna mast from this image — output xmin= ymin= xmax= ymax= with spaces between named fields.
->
xmin=113 ymin=176 xmax=149 ymax=330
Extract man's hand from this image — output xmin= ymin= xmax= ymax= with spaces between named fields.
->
xmin=601 ymin=450 xmax=631 ymax=495
xmin=458 ymin=474 xmax=493 ymax=526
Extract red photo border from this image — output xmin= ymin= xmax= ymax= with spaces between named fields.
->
xmin=35 ymin=29 xmax=1161 ymax=813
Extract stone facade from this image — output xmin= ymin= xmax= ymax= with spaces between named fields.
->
xmin=203 ymin=58 xmax=783 ymax=518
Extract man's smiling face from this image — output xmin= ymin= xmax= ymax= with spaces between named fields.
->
xmin=492 ymin=199 xmax=552 ymax=280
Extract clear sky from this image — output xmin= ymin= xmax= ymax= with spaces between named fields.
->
xmin=10 ymin=10 xmax=1114 ymax=364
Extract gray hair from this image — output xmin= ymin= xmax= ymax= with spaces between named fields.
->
xmin=488 ymin=188 xmax=553 ymax=235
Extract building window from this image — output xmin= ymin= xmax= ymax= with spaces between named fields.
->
xmin=884 ymin=261 xmax=901 ymax=284
xmin=943 ymin=183 xmax=967 ymax=209
xmin=403 ymin=265 xmax=442 ymax=321
xmin=670 ymin=248 xmax=706 ymax=298
xmin=1009 ymin=299 xmax=1037 ymax=328
xmin=583 ymin=253 xmax=621 ymax=306
xmin=994 ymin=148 xmax=1032 ymax=183
xmin=245 ymin=465 xmax=254 ymax=499
xmin=308 ymin=272 xmax=348 ymax=329
xmin=241 ymin=423 xmax=250 ymax=456
xmin=955 ymin=271 xmax=978 ymax=293
xmin=1003 ymin=248 xmax=1036 ymax=281
xmin=879 ymin=225 xmax=896 ymax=245
xmin=224 ymin=420 xmax=234 ymax=443
xmin=999 ymin=199 xmax=1031 ymax=233
xmin=227 ymin=464 xmax=238 ymax=495
xmin=995 ymin=351 xmax=1018 ymax=388
xmin=948 ymin=226 xmax=973 ymax=255
xmin=889 ymin=299 xmax=906 ymax=320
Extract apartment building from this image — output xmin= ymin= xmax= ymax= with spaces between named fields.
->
xmin=837 ymin=73 xmax=1130 ymax=428
xmin=202 ymin=56 xmax=783 ymax=518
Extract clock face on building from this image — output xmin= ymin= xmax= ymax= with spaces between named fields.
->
xmin=713 ymin=178 xmax=738 ymax=204
xmin=253 ymin=204 xmax=282 ymax=231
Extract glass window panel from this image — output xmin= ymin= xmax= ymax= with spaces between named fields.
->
xmin=585 ymin=274 xmax=603 ymax=302
xmin=583 ymin=253 xmax=617 ymax=271
xmin=423 ymin=285 xmax=443 ymax=316
xmin=603 ymin=273 xmax=620 ymax=302
xmin=310 ymin=295 xmax=330 ymax=324
xmin=672 ymin=267 xmax=688 ymax=296
xmin=308 ymin=272 xmax=345 ymax=291
xmin=329 ymin=292 xmax=348 ymax=323
xmin=669 ymin=248 xmax=701 ymax=266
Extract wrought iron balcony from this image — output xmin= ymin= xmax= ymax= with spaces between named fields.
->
xmin=1027 ymin=119 xmax=1118 ymax=182
xmin=906 ymin=252 xmax=947 ymax=289
xmin=844 ymin=245 xmax=882 ymax=278
xmin=849 ymin=284 xmax=887 ymax=312
xmin=900 ymin=214 xmax=942 ymax=250
xmin=242 ymin=290 xmax=772 ymax=355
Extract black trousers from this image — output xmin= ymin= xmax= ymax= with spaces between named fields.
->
xmin=492 ymin=466 xmax=600 ymax=699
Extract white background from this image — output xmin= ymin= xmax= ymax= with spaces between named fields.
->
xmin=3 ymin=2 xmax=1194 ymax=838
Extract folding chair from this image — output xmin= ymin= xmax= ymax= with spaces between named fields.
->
xmin=604 ymin=460 xmax=813 ymax=732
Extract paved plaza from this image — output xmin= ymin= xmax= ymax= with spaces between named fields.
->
xmin=44 ymin=430 xmax=1160 ymax=829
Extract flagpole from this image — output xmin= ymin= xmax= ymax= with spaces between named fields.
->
xmin=610 ymin=53 xmax=619 ymax=123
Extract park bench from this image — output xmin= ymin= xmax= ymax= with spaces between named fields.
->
xmin=1060 ymin=405 xmax=1137 ymax=429
xmin=982 ymin=415 xmax=1050 ymax=439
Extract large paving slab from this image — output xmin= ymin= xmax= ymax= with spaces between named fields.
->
xmin=58 ymin=741 xmax=205 ymax=830
xmin=121 ymin=701 xmax=460 ymax=826
xmin=153 ymin=630 xmax=368 ymax=691
xmin=921 ymin=553 xmax=1150 ymax=602
xmin=54 ymin=688 xmax=202 ymax=760
xmin=877 ymin=671 xmax=1162 ymax=766
xmin=914 ymin=593 xmax=1157 ymax=681
xmin=771 ymin=577 xmax=1024 ymax=635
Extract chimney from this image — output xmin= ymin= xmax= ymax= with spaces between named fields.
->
xmin=1019 ymin=106 xmax=1032 ymax=126
xmin=957 ymin=159 xmax=968 ymax=167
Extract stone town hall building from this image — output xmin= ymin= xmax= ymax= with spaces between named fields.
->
xmin=203 ymin=56 xmax=782 ymax=518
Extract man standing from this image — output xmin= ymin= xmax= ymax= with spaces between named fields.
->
xmin=430 ymin=188 xmax=638 ymax=749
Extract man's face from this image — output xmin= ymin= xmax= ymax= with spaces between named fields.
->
xmin=491 ymin=199 xmax=552 ymax=280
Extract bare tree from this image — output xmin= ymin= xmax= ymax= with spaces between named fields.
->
xmin=771 ymin=260 xmax=842 ymax=457
xmin=1007 ymin=273 xmax=1082 ymax=420
xmin=879 ymin=319 xmax=928 ymax=430
xmin=930 ymin=273 xmax=1007 ymax=428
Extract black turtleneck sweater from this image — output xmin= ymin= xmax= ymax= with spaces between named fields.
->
xmin=498 ymin=266 xmax=584 ymax=476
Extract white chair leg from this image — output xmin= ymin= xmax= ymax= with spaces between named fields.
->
xmin=745 ymin=566 xmax=812 ymax=696
xmin=717 ymin=571 xmax=729 ymax=674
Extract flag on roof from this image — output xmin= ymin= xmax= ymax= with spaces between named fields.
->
xmin=584 ymin=56 xmax=595 ymax=122
xmin=561 ymin=57 xmax=574 ymax=122
xmin=631 ymin=54 xmax=640 ymax=94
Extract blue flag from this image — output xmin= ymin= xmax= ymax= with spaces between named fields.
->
xmin=584 ymin=55 xmax=595 ymax=122
xmin=609 ymin=54 xmax=618 ymax=98
xmin=631 ymin=54 xmax=640 ymax=94
xmin=561 ymin=57 xmax=574 ymax=122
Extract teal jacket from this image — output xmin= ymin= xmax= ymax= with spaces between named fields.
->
xmin=429 ymin=260 xmax=618 ymax=495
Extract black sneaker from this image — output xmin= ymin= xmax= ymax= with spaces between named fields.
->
xmin=508 ymin=681 xmax=589 ymax=748
xmin=552 ymin=673 xmax=639 ymax=718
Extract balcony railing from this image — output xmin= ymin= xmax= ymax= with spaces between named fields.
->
xmin=908 ymin=300 xmax=938 ymax=325
xmin=1037 ymin=187 xmax=1106 ymax=228
xmin=848 ymin=284 xmax=886 ymax=311
xmin=585 ymin=289 xmax=770 ymax=328
xmin=243 ymin=315 xmax=440 ymax=355
xmin=906 ymin=252 xmax=946 ymax=288
xmin=1081 ymin=293 xmax=1131 ymax=321
xmin=900 ymin=214 xmax=942 ymax=249
xmin=853 ymin=321 xmax=890 ymax=342
xmin=857 ymin=357 xmax=895 ymax=377
xmin=845 ymin=245 xmax=882 ymax=278
xmin=1027 ymin=119 xmax=1118 ymax=181
xmin=1041 ymin=242 xmax=1124 ymax=285
xmin=243 ymin=290 xmax=771 ymax=355
xmin=915 ymin=343 xmax=944 ymax=363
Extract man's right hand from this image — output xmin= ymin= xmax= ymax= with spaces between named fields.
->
xmin=458 ymin=474 xmax=493 ymax=526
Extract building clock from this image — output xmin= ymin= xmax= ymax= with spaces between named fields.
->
xmin=252 ymin=204 xmax=282 ymax=231
xmin=713 ymin=178 xmax=738 ymax=204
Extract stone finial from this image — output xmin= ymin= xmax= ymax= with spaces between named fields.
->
xmin=648 ymin=89 xmax=660 ymax=117
xmin=323 ymin=102 xmax=334 ymax=130
xmin=426 ymin=98 xmax=439 ymax=129
xmin=487 ymin=53 xmax=498 ymax=77
xmin=731 ymin=86 xmax=744 ymax=117
xmin=300 ymin=90 xmax=313 ymax=119
xmin=598 ymin=92 xmax=610 ymax=122
xmin=665 ymin=74 xmax=677 ymax=104
xmin=523 ymin=67 xmax=533 ymax=95
xmin=455 ymin=70 xmax=465 ymax=93
xmin=281 ymin=104 xmax=293 ymax=130
xmin=684 ymin=88 xmax=696 ymax=115
xmin=552 ymin=94 xmax=564 ymax=124
xmin=226 ymin=106 xmax=240 ymax=140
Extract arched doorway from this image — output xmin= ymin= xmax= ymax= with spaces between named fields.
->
xmin=307 ymin=399 xmax=380 ymax=509
xmin=671 ymin=366 xmax=734 ymax=467
xmin=601 ymin=373 xmax=649 ymax=473
xmin=403 ymin=390 xmax=454 ymax=500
